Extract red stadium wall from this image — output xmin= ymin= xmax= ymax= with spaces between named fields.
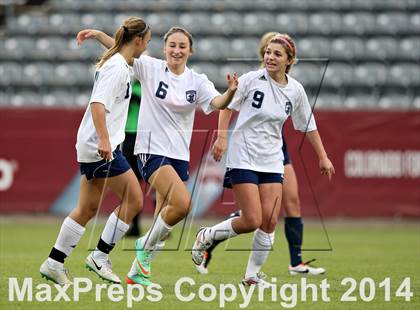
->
xmin=0 ymin=108 xmax=419 ymax=217
xmin=0 ymin=109 xmax=83 ymax=213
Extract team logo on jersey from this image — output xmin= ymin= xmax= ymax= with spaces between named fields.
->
xmin=186 ymin=90 xmax=197 ymax=103
xmin=285 ymin=101 xmax=292 ymax=115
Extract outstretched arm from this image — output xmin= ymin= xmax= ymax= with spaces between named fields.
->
xmin=211 ymin=108 xmax=233 ymax=162
xmin=211 ymin=73 xmax=238 ymax=110
xmin=306 ymin=130 xmax=335 ymax=180
xmin=76 ymin=29 xmax=115 ymax=49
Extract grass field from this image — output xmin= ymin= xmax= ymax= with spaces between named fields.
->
xmin=0 ymin=216 xmax=419 ymax=309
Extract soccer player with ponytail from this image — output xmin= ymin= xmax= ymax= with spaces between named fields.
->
xmin=40 ymin=17 xmax=151 ymax=285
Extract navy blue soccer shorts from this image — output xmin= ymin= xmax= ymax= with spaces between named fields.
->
xmin=223 ymin=168 xmax=284 ymax=189
xmin=79 ymin=149 xmax=130 ymax=180
xmin=137 ymin=153 xmax=189 ymax=183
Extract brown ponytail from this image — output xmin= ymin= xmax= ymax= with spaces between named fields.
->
xmin=96 ymin=16 xmax=149 ymax=68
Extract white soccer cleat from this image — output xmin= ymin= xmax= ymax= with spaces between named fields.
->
xmin=289 ymin=259 xmax=326 ymax=275
xmin=195 ymin=251 xmax=209 ymax=274
xmin=241 ymin=272 xmax=272 ymax=289
xmin=191 ymin=227 xmax=212 ymax=266
xmin=85 ymin=253 xmax=121 ymax=284
xmin=40 ymin=259 xmax=71 ymax=286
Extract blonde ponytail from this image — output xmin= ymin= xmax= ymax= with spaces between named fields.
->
xmin=96 ymin=16 xmax=149 ymax=68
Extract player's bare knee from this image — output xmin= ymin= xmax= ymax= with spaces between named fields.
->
xmin=284 ymin=196 xmax=300 ymax=210
xmin=245 ymin=216 xmax=262 ymax=231
xmin=284 ymin=197 xmax=301 ymax=217
xmin=78 ymin=201 xmax=99 ymax=218
xmin=176 ymin=203 xmax=191 ymax=218
xmin=129 ymin=195 xmax=143 ymax=213
xmin=171 ymin=196 xmax=191 ymax=216
xmin=70 ymin=206 xmax=96 ymax=225
xmin=260 ymin=219 xmax=277 ymax=233
xmin=164 ymin=206 xmax=187 ymax=223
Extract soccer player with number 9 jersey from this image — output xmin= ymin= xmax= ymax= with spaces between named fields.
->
xmin=192 ymin=33 xmax=335 ymax=287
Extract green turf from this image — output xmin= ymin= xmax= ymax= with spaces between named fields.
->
xmin=0 ymin=218 xmax=419 ymax=309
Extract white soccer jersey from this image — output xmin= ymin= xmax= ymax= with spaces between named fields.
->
xmin=226 ymin=68 xmax=317 ymax=173
xmin=132 ymin=55 xmax=220 ymax=161
xmin=76 ymin=53 xmax=131 ymax=162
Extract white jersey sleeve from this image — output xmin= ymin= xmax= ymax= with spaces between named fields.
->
xmin=89 ymin=64 xmax=126 ymax=112
xmin=196 ymin=76 xmax=220 ymax=115
xmin=132 ymin=55 xmax=159 ymax=82
xmin=228 ymin=72 xmax=255 ymax=111
xmin=291 ymin=82 xmax=317 ymax=132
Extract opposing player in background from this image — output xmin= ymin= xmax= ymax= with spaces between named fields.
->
xmin=77 ymin=26 xmax=238 ymax=285
xmin=122 ymin=78 xmax=144 ymax=237
xmin=192 ymin=33 xmax=335 ymax=287
xmin=197 ymin=32 xmax=327 ymax=276
xmin=40 ymin=17 xmax=151 ymax=285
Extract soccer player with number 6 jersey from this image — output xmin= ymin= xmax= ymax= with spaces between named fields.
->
xmin=77 ymin=26 xmax=238 ymax=286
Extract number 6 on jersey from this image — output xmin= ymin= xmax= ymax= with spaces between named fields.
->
xmin=155 ymin=81 xmax=169 ymax=99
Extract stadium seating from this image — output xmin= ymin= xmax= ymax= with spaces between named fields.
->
xmin=242 ymin=13 xmax=275 ymax=36
xmin=376 ymin=13 xmax=409 ymax=35
xmin=191 ymin=63 xmax=221 ymax=85
xmin=352 ymin=63 xmax=388 ymax=88
xmin=378 ymin=92 xmax=413 ymax=109
xmin=413 ymin=96 xmax=420 ymax=109
xmin=344 ymin=92 xmax=380 ymax=109
xmin=9 ymin=91 xmax=43 ymax=107
xmin=329 ymin=37 xmax=365 ymax=61
xmin=308 ymin=13 xmax=342 ymax=36
xmin=370 ymin=37 xmax=409 ymax=62
xmin=341 ymin=13 xmax=377 ymax=36
xmin=42 ymin=89 xmax=76 ymax=106
xmin=228 ymin=37 xmax=260 ymax=60
xmin=316 ymin=92 xmax=345 ymax=109
xmin=291 ymin=63 xmax=325 ymax=89
xmin=0 ymin=37 xmax=33 ymax=60
xmin=49 ymin=13 xmax=82 ymax=35
xmin=0 ymin=62 xmax=22 ymax=87
xmin=275 ymin=13 xmax=308 ymax=35
xmin=0 ymin=0 xmax=418 ymax=109
xmin=195 ymin=37 xmax=231 ymax=61
xmin=391 ymin=63 xmax=420 ymax=88
xmin=297 ymin=36 xmax=331 ymax=59
xmin=323 ymin=63 xmax=354 ymax=89
xmin=400 ymin=37 xmax=420 ymax=61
